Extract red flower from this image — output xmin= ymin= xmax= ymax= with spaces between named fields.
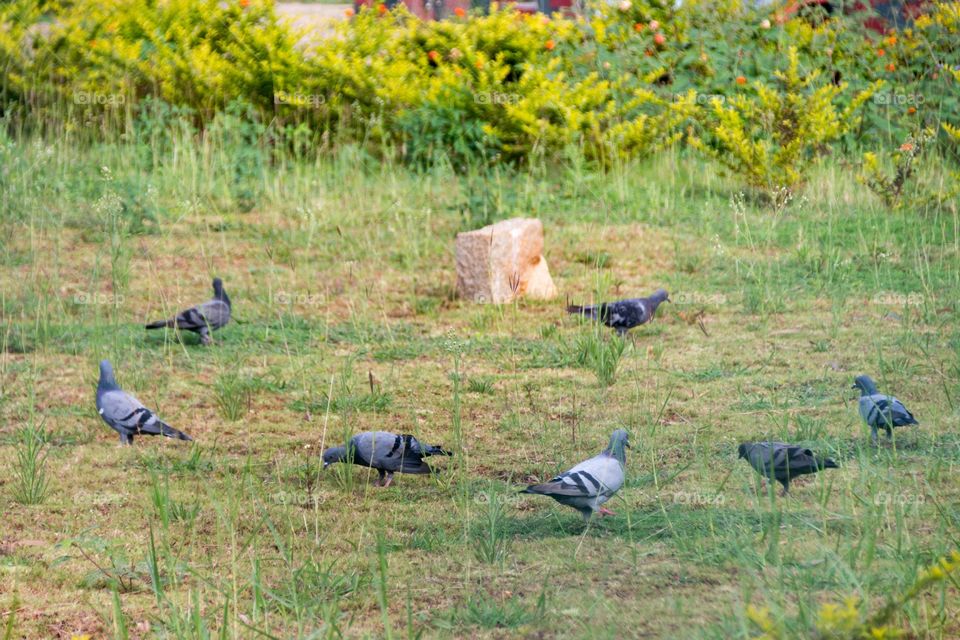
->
xmin=735 ymin=75 xmax=747 ymax=85
xmin=633 ymin=22 xmax=644 ymax=32
xmin=877 ymin=48 xmax=885 ymax=56
xmin=653 ymin=32 xmax=665 ymax=45
xmin=454 ymin=6 xmax=466 ymax=16
xmin=377 ymin=3 xmax=387 ymax=14
xmin=427 ymin=50 xmax=440 ymax=62
xmin=886 ymin=62 xmax=896 ymax=72
xmin=344 ymin=7 xmax=354 ymax=16
xmin=907 ymin=106 xmax=916 ymax=114
xmin=899 ymin=142 xmax=914 ymax=152
xmin=545 ymin=39 xmax=555 ymax=51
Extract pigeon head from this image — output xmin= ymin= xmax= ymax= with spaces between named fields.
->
xmin=212 ymin=277 xmax=231 ymax=307
xmin=322 ymin=446 xmax=347 ymax=469
xmin=651 ymin=288 xmax=670 ymax=304
xmin=98 ymin=359 xmax=119 ymax=391
xmin=737 ymin=443 xmax=748 ymax=459
xmin=852 ymin=375 xmax=878 ymax=395
xmin=604 ymin=429 xmax=630 ymax=463
xmin=821 ymin=456 xmax=839 ymax=470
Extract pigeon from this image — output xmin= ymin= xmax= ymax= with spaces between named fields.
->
xmin=521 ymin=429 xmax=629 ymax=520
xmin=853 ymin=375 xmax=918 ymax=444
xmin=738 ymin=442 xmax=837 ymax=495
xmin=95 ymin=360 xmax=193 ymax=445
xmin=567 ymin=289 xmax=670 ymax=336
xmin=146 ymin=277 xmax=231 ymax=345
xmin=321 ymin=431 xmax=453 ymax=487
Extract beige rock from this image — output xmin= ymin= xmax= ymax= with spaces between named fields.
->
xmin=455 ymin=218 xmax=558 ymax=304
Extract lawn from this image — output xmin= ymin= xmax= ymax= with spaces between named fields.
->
xmin=0 ymin=133 xmax=958 ymax=638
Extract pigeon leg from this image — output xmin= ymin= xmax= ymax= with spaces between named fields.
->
xmin=375 ymin=469 xmax=386 ymax=486
xmin=199 ymin=326 xmax=212 ymax=346
xmin=779 ymin=482 xmax=789 ymax=497
xmin=886 ymin=427 xmax=893 ymax=441
xmin=381 ymin=472 xmax=394 ymax=488
xmin=871 ymin=427 xmax=879 ymax=446
xmin=598 ymin=506 xmax=615 ymax=516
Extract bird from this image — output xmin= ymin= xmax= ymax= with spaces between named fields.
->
xmin=95 ymin=360 xmax=193 ymax=445
xmin=567 ymin=289 xmax=670 ymax=336
xmin=521 ymin=429 xmax=629 ymax=520
xmin=853 ymin=374 xmax=918 ymax=444
xmin=145 ymin=277 xmax=231 ymax=345
xmin=321 ymin=431 xmax=453 ymax=487
xmin=738 ymin=442 xmax=837 ymax=495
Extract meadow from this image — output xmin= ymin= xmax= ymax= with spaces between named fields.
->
xmin=0 ymin=116 xmax=958 ymax=638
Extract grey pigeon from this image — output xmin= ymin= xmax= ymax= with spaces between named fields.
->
xmin=521 ymin=429 xmax=629 ymax=520
xmin=146 ymin=277 xmax=231 ymax=345
xmin=95 ymin=360 xmax=192 ymax=445
xmin=567 ymin=289 xmax=670 ymax=336
xmin=738 ymin=442 xmax=837 ymax=495
xmin=322 ymin=431 xmax=452 ymax=487
xmin=853 ymin=375 xmax=918 ymax=444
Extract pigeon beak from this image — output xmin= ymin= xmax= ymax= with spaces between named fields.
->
xmin=850 ymin=384 xmax=858 ymax=389
xmin=322 ymin=461 xmax=330 ymax=470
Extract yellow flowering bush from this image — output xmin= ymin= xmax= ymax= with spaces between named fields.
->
xmin=688 ymin=47 xmax=880 ymax=200
xmin=746 ymin=550 xmax=960 ymax=639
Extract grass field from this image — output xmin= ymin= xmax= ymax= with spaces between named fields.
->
xmin=0 ymin=130 xmax=958 ymax=638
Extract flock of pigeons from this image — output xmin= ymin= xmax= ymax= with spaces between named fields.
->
xmin=94 ymin=280 xmax=920 ymax=520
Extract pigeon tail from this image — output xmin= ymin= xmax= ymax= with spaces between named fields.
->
xmin=145 ymin=319 xmax=173 ymax=329
xmin=566 ymin=304 xmax=602 ymax=320
xmin=160 ymin=422 xmax=193 ymax=441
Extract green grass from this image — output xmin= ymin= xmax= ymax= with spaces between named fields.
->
xmin=0 ymin=128 xmax=958 ymax=638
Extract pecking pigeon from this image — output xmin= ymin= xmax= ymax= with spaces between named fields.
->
xmin=95 ymin=360 xmax=193 ymax=445
xmin=321 ymin=431 xmax=453 ymax=487
xmin=521 ymin=429 xmax=629 ymax=520
xmin=567 ymin=289 xmax=670 ymax=336
xmin=146 ymin=277 xmax=231 ymax=345
xmin=738 ymin=441 xmax=837 ymax=495
xmin=853 ymin=375 xmax=918 ymax=444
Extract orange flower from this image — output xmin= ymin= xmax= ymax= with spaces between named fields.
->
xmin=377 ymin=3 xmax=387 ymax=13
xmin=344 ymin=7 xmax=354 ymax=16
xmin=427 ymin=50 xmax=440 ymax=62
xmin=239 ymin=0 xmax=249 ymax=7
xmin=899 ymin=142 xmax=914 ymax=152
xmin=545 ymin=39 xmax=555 ymax=51
xmin=735 ymin=75 xmax=746 ymax=85
xmin=907 ymin=106 xmax=916 ymax=114
xmin=877 ymin=48 xmax=885 ymax=56
xmin=653 ymin=32 xmax=665 ymax=45
xmin=454 ymin=6 xmax=465 ymax=16
xmin=886 ymin=62 xmax=896 ymax=72
xmin=886 ymin=35 xmax=897 ymax=46
xmin=475 ymin=59 xmax=484 ymax=69
xmin=644 ymin=48 xmax=653 ymax=57
xmin=633 ymin=22 xmax=644 ymax=32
